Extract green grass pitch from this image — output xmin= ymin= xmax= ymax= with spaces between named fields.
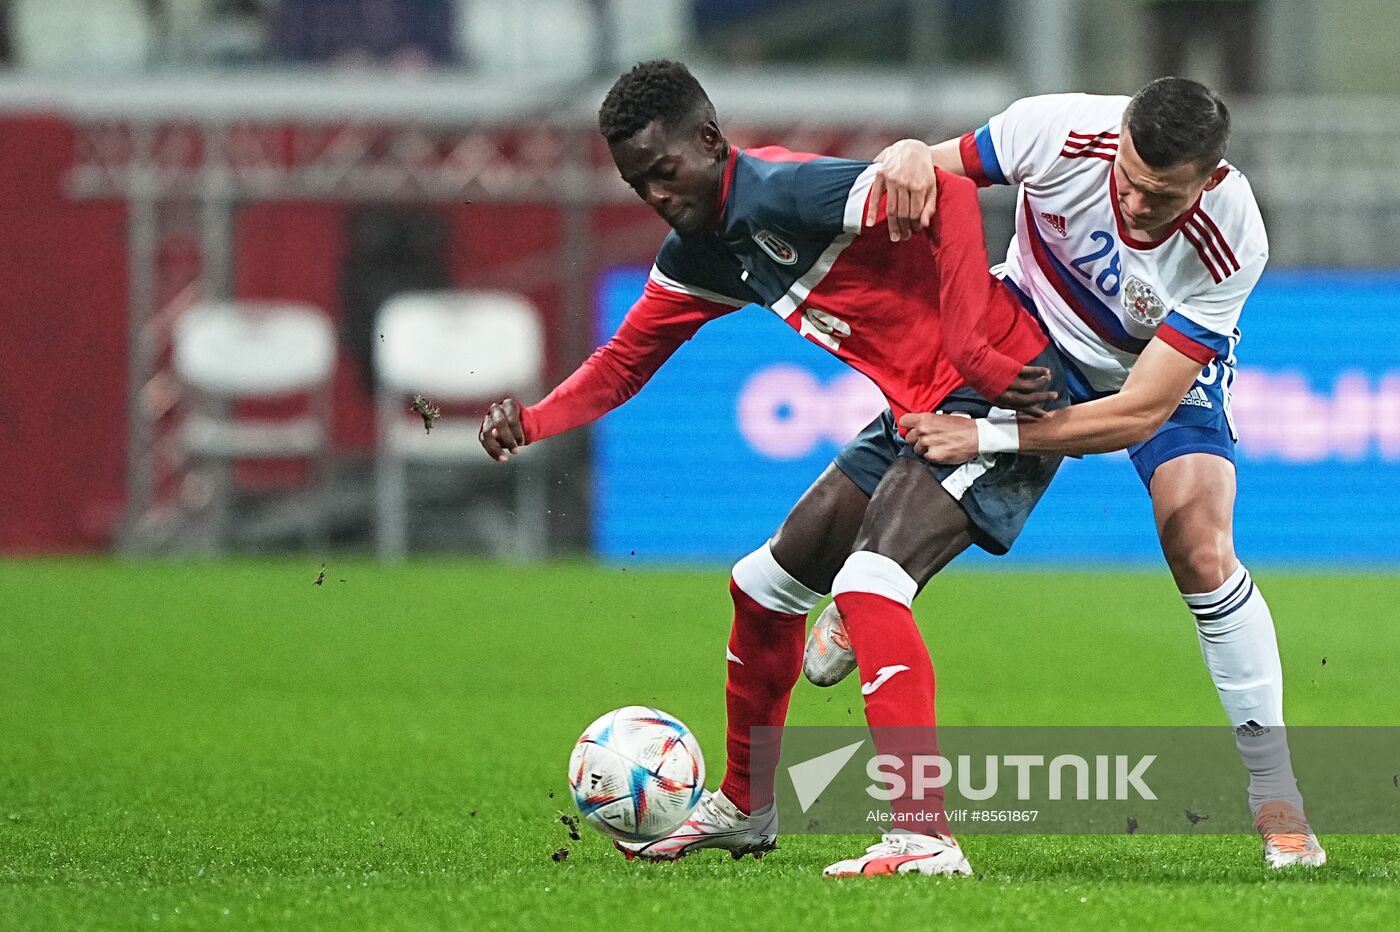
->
xmin=2 ymin=560 xmax=1398 ymax=930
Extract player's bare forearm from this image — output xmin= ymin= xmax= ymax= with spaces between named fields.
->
xmin=901 ymin=339 xmax=1207 ymax=462
xmin=1016 ymin=399 xmax=1169 ymax=455
xmin=1016 ymin=340 xmax=1204 ymax=455
xmin=900 ymin=396 xmax=1165 ymax=464
xmin=928 ymin=137 xmax=966 ymax=174
xmin=900 ymin=388 xmax=1168 ymax=462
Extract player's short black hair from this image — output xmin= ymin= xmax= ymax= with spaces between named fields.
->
xmin=598 ymin=60 xmax=715 ymax=145
xmin=1124 ymin=77 xmax=1230 ymax=173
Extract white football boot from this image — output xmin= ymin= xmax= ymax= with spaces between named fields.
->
xmin=803 ymin=602 xmax=858 ymax=687
xmin=824 ymin=831 xmax=973 ymax=877
xmin=615 ymin=789 xmax=778 ymax=861
xmin=1253 ymin=800 xmax=1327 ymax=868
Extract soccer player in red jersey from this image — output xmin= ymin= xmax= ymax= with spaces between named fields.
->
xmin=479 ymin=60 xmax=1062 ymax=876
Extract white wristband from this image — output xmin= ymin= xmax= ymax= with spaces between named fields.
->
xmin=976 ymin=416 xmax=1020 ymax=454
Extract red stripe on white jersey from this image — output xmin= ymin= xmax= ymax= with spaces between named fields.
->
xmin=1064 ymin=132 xmax=1120 ymax=150
xmin=1063 ymin=137 xmax=1119 ymax=151
xmin=1186 ymin=215 xmax=1233 ymax=282
xmin=1192 ymin=208 xmax=1241 ymax=272
xmin=1060 ymin=131 xmax=1118 ymax=161
xmin=1060 ymin=150 xmax=1116 ymax=163
xmin=1181 ymin=222 xmax=1225 ymax=284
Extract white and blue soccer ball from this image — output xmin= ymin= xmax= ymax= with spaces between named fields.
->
xmin=568 ymin=706 xmax=705 ymax=842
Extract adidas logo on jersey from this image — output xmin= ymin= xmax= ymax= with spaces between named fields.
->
xmin=1040 ymin=212 xmax=1068 ymax=237
xmin=1179 ymin=386 xmax=1213 ymax=409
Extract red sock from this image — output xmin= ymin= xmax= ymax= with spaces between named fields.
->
xmin=835 ymin=590 xmax=946 ymax=835
xmin=718 ymin=579 xmax=806 ymax=814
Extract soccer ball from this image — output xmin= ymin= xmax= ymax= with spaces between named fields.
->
xmin=567 ymin=706 xmax=705 ymax=842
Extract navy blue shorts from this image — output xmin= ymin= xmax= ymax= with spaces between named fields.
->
xmin=832 ymin=348 xmax=1068 ymax=555
xmin=1125 ymin=361 xmax=1237 ymax=487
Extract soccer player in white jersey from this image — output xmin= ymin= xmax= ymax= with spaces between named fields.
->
xmin=806 ymin=77 xmax=1325 ymax=868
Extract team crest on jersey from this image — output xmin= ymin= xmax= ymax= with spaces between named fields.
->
xmin=753 ymin=229 xmax=798 ymax=265
xmin=1123 ymin=275 xmax=1168 ymax=326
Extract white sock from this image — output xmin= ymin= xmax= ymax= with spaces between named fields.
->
xmin=831 ymin=550 xmax=917 ymax=606
xmin=1183 ymin=565 xmax=1304 ymax=812
xmin=732 ymin=543 xmax=824 ymax=615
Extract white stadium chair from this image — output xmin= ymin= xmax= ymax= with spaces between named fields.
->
xmin=172 ymin=301 xmax=337 ymax=552
xmin=374 ymin=290 xmax=547 ymax=561
xmin=12 ymin=0 xmax=153 ymax=71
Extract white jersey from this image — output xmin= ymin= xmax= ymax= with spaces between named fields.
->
xmin=959 ymin=93 xmax=1268 ymax=398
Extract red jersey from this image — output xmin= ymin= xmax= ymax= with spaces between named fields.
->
xmin=522 ymin=148 xmax=1047 ymax=443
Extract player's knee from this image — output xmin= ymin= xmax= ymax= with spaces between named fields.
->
xmin=730 ymin=546 xmax=771 ymax=601
xmin=731 ymin=543 xmax=824 ymax=614
xmin=767 ymin=529 xmax=839 ymax=594
xmin=1167 ymin=538 xmax=1238 ymax=594
xmin=831 ymin=551 xmax=917 ymax=608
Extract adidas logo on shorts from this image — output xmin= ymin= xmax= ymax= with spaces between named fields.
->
xmin=1179 ymin=386 xmax=1213 ymax=409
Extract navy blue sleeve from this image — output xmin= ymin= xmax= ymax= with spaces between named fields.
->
xmin=791 ymin=158 xmax=871 ymax=233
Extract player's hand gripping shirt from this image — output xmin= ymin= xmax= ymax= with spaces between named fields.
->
xmin=522 ymin=147 xmax=1047 ymax=443
xmin=960 ymin=93 xmax=1268 ymax=399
